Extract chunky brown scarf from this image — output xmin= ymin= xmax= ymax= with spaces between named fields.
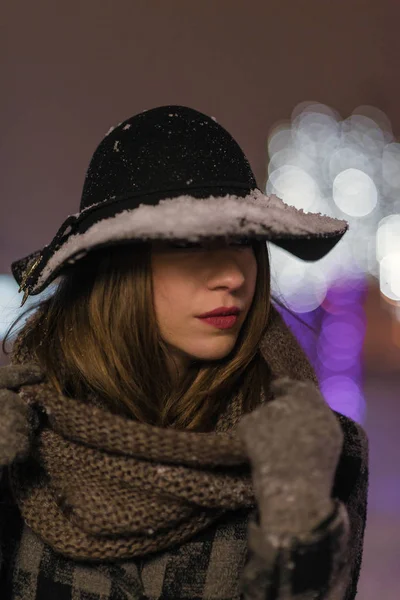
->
xmin=7 ymin=304 xmax=319 ymax=563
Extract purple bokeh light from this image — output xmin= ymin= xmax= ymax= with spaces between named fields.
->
xmin=274 ymin=275 xmax=368 ymax=424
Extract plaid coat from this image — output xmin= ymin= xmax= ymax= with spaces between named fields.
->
xmin=0 ymin=412 xmax=368 ymax=600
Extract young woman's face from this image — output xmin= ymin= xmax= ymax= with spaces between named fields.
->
xmin=151 ymin=239 xmax=258 ymax=378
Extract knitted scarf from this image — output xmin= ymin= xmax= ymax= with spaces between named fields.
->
xmin=7 ymin=304 xmax=319 ymax=563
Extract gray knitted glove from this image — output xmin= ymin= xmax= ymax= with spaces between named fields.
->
xmin=237 ymin=377 xmax=343 ymax=538
xmin=0 ymin=363 xmax=45 ymax=465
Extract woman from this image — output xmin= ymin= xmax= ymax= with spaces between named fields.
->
xmin=0 ymin=105 xmax=368 ymax=599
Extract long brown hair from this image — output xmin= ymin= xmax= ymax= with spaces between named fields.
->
xmin=2 ymin=240 xmax=316 ymax=432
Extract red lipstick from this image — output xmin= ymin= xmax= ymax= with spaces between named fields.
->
xmin=197 ymin=306 xmax=241 ymax=318
xmin=197 ymin=306 xmax=241 ymax=330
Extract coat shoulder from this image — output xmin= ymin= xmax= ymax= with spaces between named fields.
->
xmin=331 ymin=412 xmax=369 ymax=600
xmin=333 ymin=412 xmax=368 ymax=472
xmin=332 ymin=411 xmax=369 ymax=500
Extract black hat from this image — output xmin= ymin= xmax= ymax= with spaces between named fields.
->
xmin=12 ymin=105 xmax=348 ymax=307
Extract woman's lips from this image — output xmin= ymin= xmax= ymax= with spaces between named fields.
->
xmin=197 ymin=315 xmax=238 ymax=329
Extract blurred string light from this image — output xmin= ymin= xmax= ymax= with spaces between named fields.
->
xmin=268 ymin=102 xmax=400 ymax=423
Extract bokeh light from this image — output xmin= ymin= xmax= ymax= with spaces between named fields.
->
xmin=267 ymin=101 xmax=400 ymax=422
xmin=332 ymin=168 xmax=378 ymax=217
xmin=382 ymin=143 xmax=400 ymax=189
xmin=379 ymin=255 xmax=400 ymax=302
xmin=376 ymin=214 xmax=400 ymax=262
xmin=274 ymin=260 xmax=328 ymax=313
xmin=320 ymin=375 xmax=366 ymax=423
xmin=267 ymin=165 xmax=319 ymax=211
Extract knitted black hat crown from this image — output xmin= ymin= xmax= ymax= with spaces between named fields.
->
xmin=81 ymin=106 xmax=256 ymax=211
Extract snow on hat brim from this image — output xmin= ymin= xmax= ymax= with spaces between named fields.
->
xmin=12 ymin=189 xmax=348 ymax=301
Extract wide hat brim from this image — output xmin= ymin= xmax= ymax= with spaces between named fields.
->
xmin=12 ymin=187 xmax=348 ymax=305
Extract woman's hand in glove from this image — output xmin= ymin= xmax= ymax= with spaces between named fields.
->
xmin=236 ymin=377 xmax=343 ymax=538
xmin=0 ymin=363 xmax=45 ymax=465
